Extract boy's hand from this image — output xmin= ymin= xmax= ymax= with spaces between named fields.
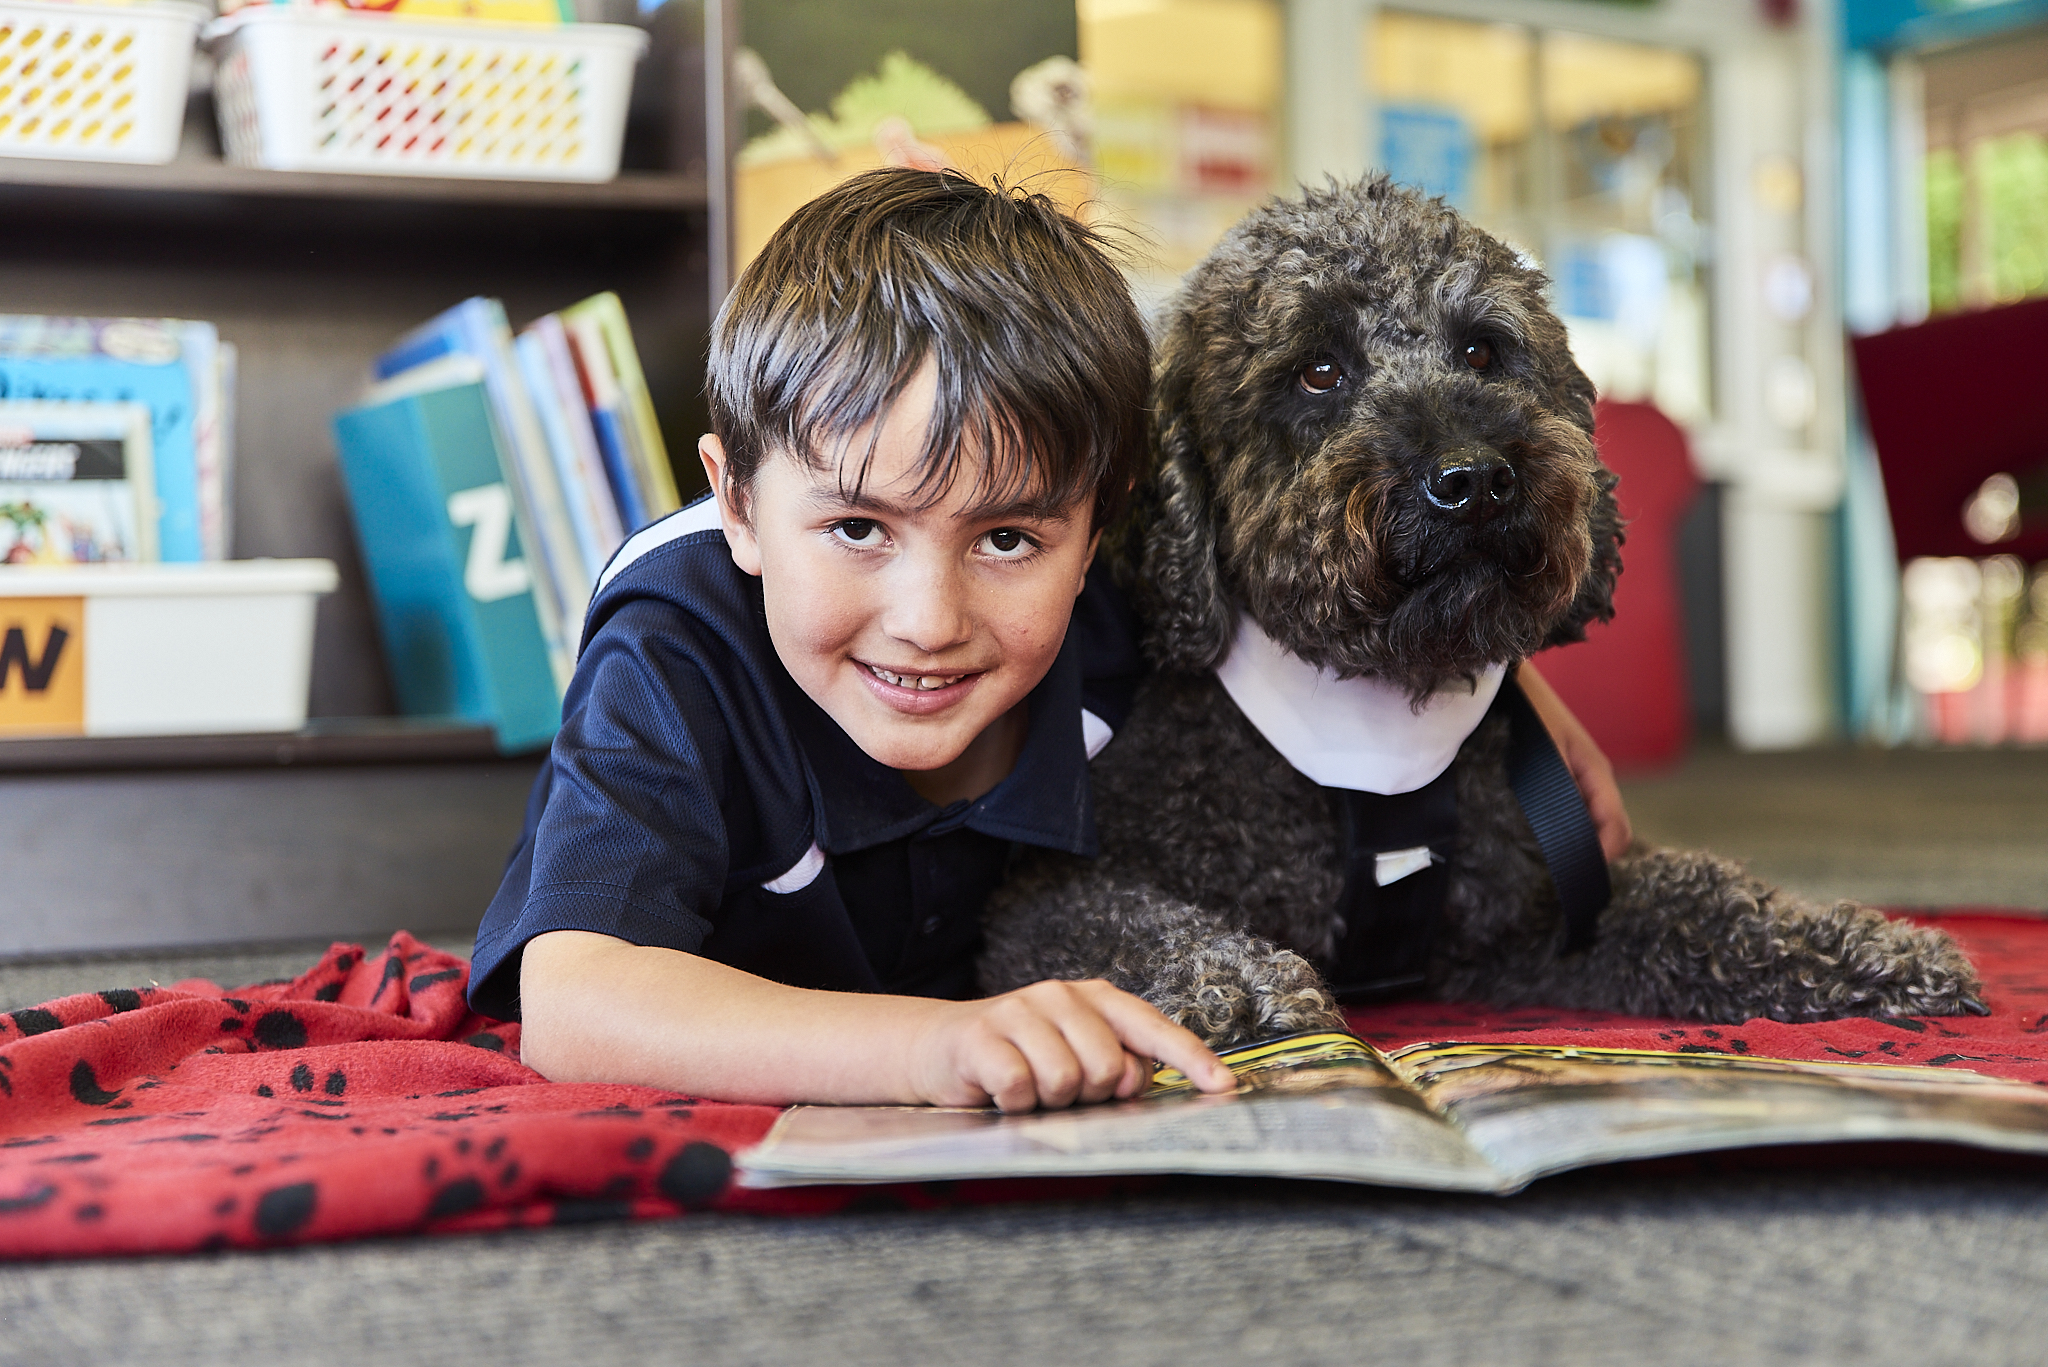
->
xmin=916 ymin=979 xmax=1236 ymax=1113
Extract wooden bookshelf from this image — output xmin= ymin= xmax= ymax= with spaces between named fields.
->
xmin=0 ymin=720 xmax=503 ymax=774
xmin=0 ymin=0 xmax=734 ymax=957
xmin=0 ymin=159 xmax=710 ymax=211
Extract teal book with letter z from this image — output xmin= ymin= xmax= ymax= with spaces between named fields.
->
xmin=333 ymin=381 xmax=561 ymax=754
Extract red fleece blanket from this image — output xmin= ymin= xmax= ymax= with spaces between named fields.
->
xmin=4 ymin=912 xmax=2046 ymax=1259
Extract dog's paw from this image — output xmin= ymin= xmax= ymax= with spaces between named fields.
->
xmin=1142 ymin=933 xmax=1347 ymax=1051
xmin=1762 ymin=904 xmax=1989 ymax=1022
xmin=1846 ymin=918 xmax=1988 ymax=1019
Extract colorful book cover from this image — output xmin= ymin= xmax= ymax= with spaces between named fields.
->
xmin=379 ymin=298 xmax=580 ymax=691
xmin=560 ymin=292 xmax=682 ymax=518
xmin=182 ymin=324 xmax=234 ymax=561
xmin=516 ymin=316 xmax=623 ymax=582
xmin=0 ymin=402 xmax=156 ymax=564
xmin=0 ymin=316 xmax=207 ymax=563
xmin=333 ymin=380 xmax=561 ymax=753
xmin=560 ymin=311 xmax=647 ymax=534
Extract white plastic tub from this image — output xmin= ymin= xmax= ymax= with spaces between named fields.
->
xmin=0 ymin=0 xmax=209 ymax=165
xmin=205 ymin=7 xmax=647 ymax=181
xmin=0 ymin=559 xmax=337 ymax=737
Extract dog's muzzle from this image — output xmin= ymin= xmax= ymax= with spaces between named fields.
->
xmin=1425 ymin=444 xmax=1518 ymax=524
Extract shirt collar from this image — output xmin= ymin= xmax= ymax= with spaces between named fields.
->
xmin=1214 ymin=614 xmax=1505 ymax=795
xmin=775 ymin=627 xmax=1098 ymax=859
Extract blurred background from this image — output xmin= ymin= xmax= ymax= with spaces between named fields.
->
xmin=730 ymin=0 xmax=2048 ymax=773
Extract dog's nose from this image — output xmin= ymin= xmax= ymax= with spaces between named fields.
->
xmin=1425 ymin=445 xmax=1518 ymax=522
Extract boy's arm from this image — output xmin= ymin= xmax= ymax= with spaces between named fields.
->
xmin=518 ymin=930 xmax=1237 ymax=1111
xmin=1517 ymin=661 xmax=1634 ymax=860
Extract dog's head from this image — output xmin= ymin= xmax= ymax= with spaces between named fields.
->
xmin=1132 ymin=176 xmax=1622 ymax=697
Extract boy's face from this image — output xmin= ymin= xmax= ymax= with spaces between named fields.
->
xmin=703 ymin=366 xmax=1099 ymax=781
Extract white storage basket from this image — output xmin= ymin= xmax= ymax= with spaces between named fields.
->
xmin=0 ymin=560 xmax=337 ymax=737
xmin=206 ymin=7 xmax=646 ymax=181
xmin=0 ymin=0 xmax=207 ymax=165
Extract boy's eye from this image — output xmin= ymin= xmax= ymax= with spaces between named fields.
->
xmin=831 ymin=518 xmax=883 ymax=547
xmin=979 ymin=528 xmax=1035 ymax=558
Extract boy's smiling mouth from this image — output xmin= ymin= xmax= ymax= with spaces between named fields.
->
xmin=857 ymin=660 xmax=985 ymax=713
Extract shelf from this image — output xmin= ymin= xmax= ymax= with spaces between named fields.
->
xmin=0 ymin=156 xmax=709 ymax=212
xmin=0 ymin=718 xmax=515 ymax=774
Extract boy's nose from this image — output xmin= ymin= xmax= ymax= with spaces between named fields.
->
xmin=883 ymin=563 xmax=975 ymax=655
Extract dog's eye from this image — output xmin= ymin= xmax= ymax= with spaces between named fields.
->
xmin=1462 ymin=341 xmax=1495 ymax=372
xmin=1298 ymin=360 xmax=1346 ymax=394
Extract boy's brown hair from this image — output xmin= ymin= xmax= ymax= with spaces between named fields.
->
xmin=707 ymin=166 xmax=1151 ymax=530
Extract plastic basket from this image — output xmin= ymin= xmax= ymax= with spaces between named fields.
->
xmin=0 ymin=0 xmax=207 ymax=164
xmin=205 ymin=8 xmax=647 ymax=181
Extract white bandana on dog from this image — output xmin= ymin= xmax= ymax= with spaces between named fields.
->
xmin=1214 ymin=614 xmax=1505 ymax=797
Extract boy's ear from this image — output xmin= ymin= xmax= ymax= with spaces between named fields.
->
xmin=698 ymin=434 xmax=763 ymax=577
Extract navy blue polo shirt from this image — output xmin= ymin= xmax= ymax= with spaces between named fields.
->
xmin=468 ymin=496 xmax=1143 ymax=1021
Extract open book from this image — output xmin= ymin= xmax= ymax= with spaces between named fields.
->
xmin=737 ymin=1033 xmax=2048 ymax=1195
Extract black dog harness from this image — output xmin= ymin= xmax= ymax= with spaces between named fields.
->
xmin=1319 ymin=672 xmax=1611 ymax=1003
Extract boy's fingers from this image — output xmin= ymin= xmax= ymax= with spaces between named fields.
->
xmin=996 ymin=1010 xmax=1090 ymax=1110
xmin=1046 ymin=999 xmax=1148 ymax=1105
xmin=1113 ymin=1050 xmax=1151 ymax=1099
xmin=972 ymin=1037 xmax=1042 ymax=1114
xmin=1083 ymin=983 xmax=1235 ymax=1093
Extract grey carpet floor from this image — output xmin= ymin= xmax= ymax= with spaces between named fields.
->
xmin=6 ymin=742 xmax=2048 ymax=1365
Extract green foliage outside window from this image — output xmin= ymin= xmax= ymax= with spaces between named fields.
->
xmin=1926 ymin=145 xmax=1963 ymax=313
xmin=1978 ymin=130 xmax=2048 ymax=302
xmin=1926 ymin=131 xmax=2048 ymax=312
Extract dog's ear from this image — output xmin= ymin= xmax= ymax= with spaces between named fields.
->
xmin=1135 ymin=348 xmax=1236 ymax=673
xmin=1544 ymin=463 xmax=1623 ymax=647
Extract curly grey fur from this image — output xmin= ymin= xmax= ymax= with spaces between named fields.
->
xmin=979 ymin=176 xmax=1983 ymax=1049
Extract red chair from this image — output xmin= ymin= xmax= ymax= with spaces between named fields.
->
xmin=1534 ymin=400 xmax=1701 ymax=772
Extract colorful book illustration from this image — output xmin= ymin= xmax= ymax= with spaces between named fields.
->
xmin=0 ymin=402 xmax=157 ymax=564
xmin=333 ymin=378 xmax=562 ymax=754
xmin=560 ymin=291 xmax=682 ymax=522
xmin=376 ymin=298 xmax=582 ymax=690
xmin=0 ymin=316 xmax=230 ymax=564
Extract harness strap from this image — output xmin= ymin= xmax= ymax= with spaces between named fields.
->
xmin=1497 ymin=669 xmax=1611 ymax=954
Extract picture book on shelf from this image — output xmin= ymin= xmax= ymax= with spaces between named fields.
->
xmin=561 ymin=291 xmax=681 ymax=516
xmin=0 ymin=316 xmax=236 ymax=563
xmin=334 ymin=375 xmax=562 ymax=754
xmin=377 ymin=296 xmax=582 ymax=687
xmin=366 ymin=292 xmax=684 ymax=710
xmin=338 ymin=290 xmax=678 ymax=750
xmin=0 ymin=402 xmax=157 ymax=564
xmin=515 ymin=315 xmax=623 ymax=586
xmin=738 ymin=1031 xmax=2048 ymax=1194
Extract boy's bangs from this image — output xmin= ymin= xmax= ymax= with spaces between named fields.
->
xmin=786 ymin=346 xmax=1103 ymax=521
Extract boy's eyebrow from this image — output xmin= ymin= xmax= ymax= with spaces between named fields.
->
xmin=803 ymin=485 xmax=1078 ymax=524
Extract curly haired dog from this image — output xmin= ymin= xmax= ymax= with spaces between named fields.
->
xmin=978 ymin=176 xmax=1985 ymax=1049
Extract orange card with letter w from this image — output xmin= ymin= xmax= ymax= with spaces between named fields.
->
xmin=0 ymin=597 xmax=85 ymax=735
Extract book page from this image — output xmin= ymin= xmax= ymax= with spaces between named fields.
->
xmin=1388 ymin=1042 xmax=2048 ymax=1191
xmin=737 ymin=1032 xmax=1505 ymax=1191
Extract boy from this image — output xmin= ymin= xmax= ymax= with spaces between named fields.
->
xmin=469 ymin=167 xmax=1240 ymax=1111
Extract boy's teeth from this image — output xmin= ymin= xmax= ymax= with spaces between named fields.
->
xmin=870 ymin=666 xmax=963 ymax=690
